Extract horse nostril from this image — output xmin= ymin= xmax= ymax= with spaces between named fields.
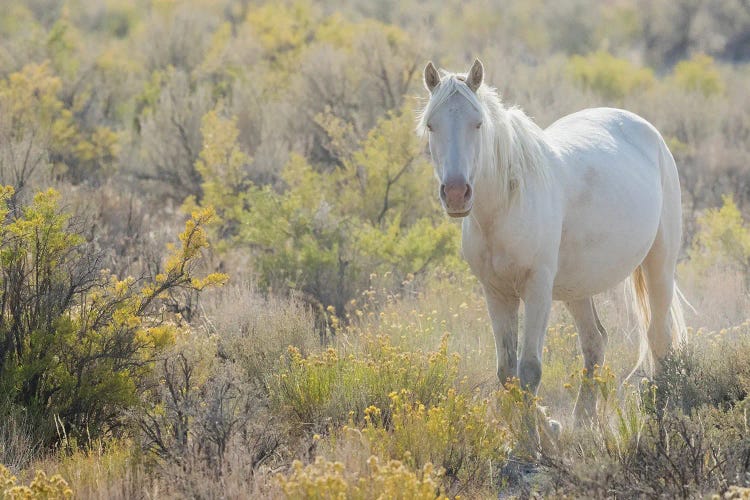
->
xmin=441 ymin=182 xmax=472 ymax=208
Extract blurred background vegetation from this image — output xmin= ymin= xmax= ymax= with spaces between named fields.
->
xmin=1 ymin=0 xmax=750 ymax=498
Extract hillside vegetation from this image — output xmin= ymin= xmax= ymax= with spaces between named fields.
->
xmin=1 ymin=0 xmax=750 ymax=498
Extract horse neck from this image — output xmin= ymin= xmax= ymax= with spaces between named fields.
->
xmin=470 ymin=105 xmax=550 ymax=228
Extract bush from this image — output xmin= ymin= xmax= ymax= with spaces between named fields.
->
xmin=135 ymin=334 xmax=281 ymax=475
xmin=686 ymin=195 xmax=750 ymax=280
xmin=652 ymin=328 xmax=750 ymax=414
xmin=0 ymin=62 xmax=120 ymax=185
xmin=545 ymin=403 xmax=750 ymax=498
xmin=542 ymin=330 xmax=750 ymax=498
xmin=0 ymin=187 xmax=226 ymax=444
xmin=568 ymin=50 xmax=654 ymax=100
xmin=672 ymin=53 xmax=724 ymax=97
xmin=203 ymin=283 xmax=318 ymax=386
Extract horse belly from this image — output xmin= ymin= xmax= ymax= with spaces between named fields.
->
xmin=552 ymin=163 xmax=662 ymax=300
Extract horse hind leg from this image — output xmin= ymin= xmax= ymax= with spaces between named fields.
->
xmin=641 ymin=138 xmax=684 ymax=372
xmin=565 ymin=297 xmax=608 ymax=425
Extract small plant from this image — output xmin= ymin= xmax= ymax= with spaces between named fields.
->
xmin=0 ymin=463 xmax=73 ymax=499
xmin=276 ymin=455 xmax=447 ymax=500
xmin=270 ymin=334 xmax=459 ymax=430
xmin=357 ymin=387 xmax=509 ymax=490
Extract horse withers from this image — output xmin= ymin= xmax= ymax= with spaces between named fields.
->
xmin=419 ymin=59 xmax=688 ymax=436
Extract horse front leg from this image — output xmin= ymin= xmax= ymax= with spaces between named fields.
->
xmin=519 ymin=271 xmax=553 ymax=395
xmin=518 ymin=270 xmax=557 ymax=454
xmin=483 ymin=286 xmax=520 ymax=385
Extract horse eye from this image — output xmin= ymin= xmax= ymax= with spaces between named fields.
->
xmin=476 ymin=122 xmax=482 ymax=129
xmin=427 ymin=124 xmax=433 ymax=132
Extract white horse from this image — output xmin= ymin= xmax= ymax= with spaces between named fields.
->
xmin=419 ymin=59 xmax=687 ymax=424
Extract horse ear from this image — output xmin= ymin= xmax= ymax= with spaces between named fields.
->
xmin=467 ymin=58 xmax=484 ymax=92
xmin=424 ymin=61 xmax=440 ymax=93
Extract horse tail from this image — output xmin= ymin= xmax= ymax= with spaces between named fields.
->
xmin=627 ymin=266 xmax=652 ymax=377
xmin=626 ymin=266 xmax=692 ymax=378
xmin=670 ymin=282 xmax=692 ymax=349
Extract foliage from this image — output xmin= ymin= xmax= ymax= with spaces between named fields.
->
xmin=541 ymin=326 xmax=750 ymax=498
xmin=0 ymin=463 xmax=73 ymax=499
xmin=277 ymin=455 xmax=447 ymax=500
xmin=687 ymin=195 xmax=750 ymax=279
xmin=0 ymin=187 xmax=226 ymax=443
xmin=183 ymin=108 xmax=250 ymax=243
xmin=205 ymin=283 xmax=318 ymax=386
xmin=545 ymin=402 xmax=750 ymax=498
xmin=135 ymin=334 xmax=280 ymax=474
xmin=568 ymin=50 xmax=654 ymax=100
xmin=0 ymin=62 xmax=120 ymax=184
xmin=672 ymin=53 xmax=724 ymax=97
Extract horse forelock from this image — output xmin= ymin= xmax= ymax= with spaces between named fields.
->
xmin=418 ymin=72 xmax=549 ymax=205
xmin=417 ymin=73 xmax=485 ymax=136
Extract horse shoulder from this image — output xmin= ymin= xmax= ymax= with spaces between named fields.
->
xmin=462 ymin=192 xmax=561 ymax=295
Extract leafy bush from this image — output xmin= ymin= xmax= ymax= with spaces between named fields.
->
xmin=687 ymin=195 xmax=750 ymax=279
xmin=0 ymin=62 xmax=120 ymax=185
xmin=673 ymin=53 xmax=724 ymax=97
xmin=0 ymin=187 xmax=226 ymax=443
xmin=568 ymin=50 xmax=654 ymax=100
xmin=545 ymin=402 xmax=750 ymax=498
xmin=653 ymin=328 xmax=750 ymax=414
xmin=203 ymin=283 xmax=318 ymax=386
xmin=542 ymin=330 xmax=750 ymax=498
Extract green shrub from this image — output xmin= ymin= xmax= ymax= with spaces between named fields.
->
xmin=0 ymin=187 xmax=226 ymax=443
xmin=568 ymin=50 xmax=654 ymax=100
xmin=652 ymin=329 xmax=750 ymax=414
xmin=543 ymin=327 xmax=750 ymax=498
xmin=0 ymin=62 xmax=120 ymax=184
xmin=673 ymin=53 xmax=724 ymax=97
xmin=687 ymin=195 xmax=750 ymax=278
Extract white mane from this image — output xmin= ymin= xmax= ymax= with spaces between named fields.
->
xmin=418 ymin=72 xmax=550 ymax=205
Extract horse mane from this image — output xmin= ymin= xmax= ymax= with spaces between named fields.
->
xmin=418 ymin=71 xmax=549 ymax=205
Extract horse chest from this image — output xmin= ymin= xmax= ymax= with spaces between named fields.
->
xmin=462 ymin=224 xmax=535 ymax=294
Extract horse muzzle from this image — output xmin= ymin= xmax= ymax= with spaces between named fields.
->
xmin=440 ymin=180 xmax=473 ymax=217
